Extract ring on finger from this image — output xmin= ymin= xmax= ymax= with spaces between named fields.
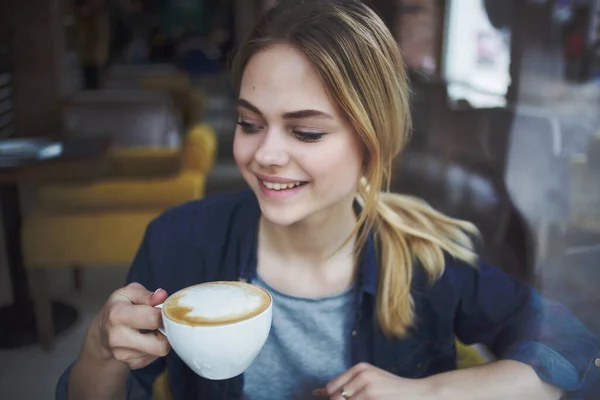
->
xmin=340 ymin=387 xmax=352 ymax=399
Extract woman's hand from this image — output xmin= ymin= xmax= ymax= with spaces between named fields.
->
xmin=315 ymin=363 xmax=436 ymax=400
xmin=89 ymin=282 xmax=171 ymax=370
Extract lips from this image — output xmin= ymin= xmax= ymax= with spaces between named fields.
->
xmin=253 ymin=172 xmax=309 ymax=197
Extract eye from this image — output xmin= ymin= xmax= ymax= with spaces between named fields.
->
xmin=293 ymin=130 xmax=324 ymax=143
xmin=236 ymin=120 xmax=263 ymax=134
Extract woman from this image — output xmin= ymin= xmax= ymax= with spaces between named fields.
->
xmin=59 ymin=1 xmax=600 ymax=399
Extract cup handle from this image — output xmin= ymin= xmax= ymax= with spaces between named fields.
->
xmin=154 ymin=303 xmax=166 ymax=336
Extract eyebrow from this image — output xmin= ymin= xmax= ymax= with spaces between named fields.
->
xmin=237 ymin=98 xmax=334 ymax=120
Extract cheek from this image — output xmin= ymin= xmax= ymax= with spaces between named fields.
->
xmin=306 ymin=140 xmax=363 ymax=186
xmin=233 ymin=132 xmax=254 ymax=166
xmin=344 ymin=137 xmax=365 ymax=179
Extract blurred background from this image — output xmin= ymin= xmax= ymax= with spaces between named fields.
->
xmin=0 ymin=0 xmax=599 ymax=398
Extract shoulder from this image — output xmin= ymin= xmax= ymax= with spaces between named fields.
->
xmin=151 ymin=189 xmax=257 ymax=225
xmin=411 ymin=251 xmax=498 ymax=295
xmin=410 ymin=252 xmax=532 ymax=320
xmin=134 ymin=190 xmax=260 ymax=288
xmin=145 ymin=189 xmax=259 ymax=243
xmin=411 ymin=251 xmax=477 ymax=289
xmin=437 ymin=252 xmax=531 ymax=300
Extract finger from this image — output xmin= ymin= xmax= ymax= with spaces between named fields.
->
xmin=112 ymin=348 xmax=162 ymax=370
xmin=114 ymin=283 xmax=168 ymax=306
xmin=312 ymin=387 xmax=349 ymax=400
xmin=334 ymin=370 xmax=370 ymax=400
xmin=325 ymin=363 xmax=370 ymax=396
xmin=108 ymin=326 xmax=170 ymax=357
xmin=111 ymin=303 xmax=163 ymax=331
xmin=345 ymin=385 xmax=370 ymax=400
xmin=149 ymin=288 xmax=168 ymax=306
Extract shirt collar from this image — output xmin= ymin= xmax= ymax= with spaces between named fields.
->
xmin=353 ymin=199 xmax=377 ymax=296
xmin=358 ymin=229 xmax=378 ymax=296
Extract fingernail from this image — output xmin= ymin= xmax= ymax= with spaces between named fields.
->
xmin=153 ymin=288 xmax=162 ymax=295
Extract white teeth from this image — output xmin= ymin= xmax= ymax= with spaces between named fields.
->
xmin=262 ymin=180 xmax=303 ymax=190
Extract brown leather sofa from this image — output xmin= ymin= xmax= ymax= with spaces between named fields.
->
xmin=391 ymin=150 xmax=533 ymax=283
xmin=394 ymin=78 xmax=534 ymax=283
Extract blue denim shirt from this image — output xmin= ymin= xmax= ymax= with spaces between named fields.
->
xmin=56 ymin=189 xmax=600 ymax=399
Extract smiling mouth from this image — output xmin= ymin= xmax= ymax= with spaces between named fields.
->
xmin=260 ymin=180 xmax=308 ymax=191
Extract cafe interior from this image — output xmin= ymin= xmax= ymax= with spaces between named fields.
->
xmin=0 ymin=0 xmax=599 ymax=398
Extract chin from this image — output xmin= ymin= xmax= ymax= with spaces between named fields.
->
xmin=256 ymin=200 xmax=309 ymax=227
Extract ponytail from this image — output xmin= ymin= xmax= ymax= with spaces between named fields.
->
xmin=355 ymin=180 xmax=479 ymax=338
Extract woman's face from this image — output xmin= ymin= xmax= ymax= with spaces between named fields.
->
xmin=233 ymin=44 xmax=364 ymax=227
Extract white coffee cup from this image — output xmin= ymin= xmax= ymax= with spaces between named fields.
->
xmin=155 ymin=281 xmax=272 ymax=380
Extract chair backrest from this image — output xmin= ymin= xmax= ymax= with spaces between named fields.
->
xmin=62 ymin=90 xmax=183 ymax=149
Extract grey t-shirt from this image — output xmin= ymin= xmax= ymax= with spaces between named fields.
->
xmin=243 ymin=274 xmax=356 ymax=400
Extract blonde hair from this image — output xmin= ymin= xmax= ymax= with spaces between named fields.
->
xmin=231 ymin=0 xmax=479 ymax=338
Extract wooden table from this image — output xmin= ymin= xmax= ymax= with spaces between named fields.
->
xmin=0 ymin=137 xmax=112 ymax=349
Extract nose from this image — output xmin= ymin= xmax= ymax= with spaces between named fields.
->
xmin=254 ymin=129 xmax=290 ymax=167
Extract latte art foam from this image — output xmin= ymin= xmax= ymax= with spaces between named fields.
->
xmin=164 ymin=282 xmax=271 ymax=326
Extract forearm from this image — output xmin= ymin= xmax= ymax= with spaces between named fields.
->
xmin=426 ymin=360 xmax=564 ymax=400
xmin=68 ymin=319 xmax=130 ymax=400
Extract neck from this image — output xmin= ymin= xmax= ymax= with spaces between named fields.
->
xmin=260 ymin=199 xmax=358 ymax=264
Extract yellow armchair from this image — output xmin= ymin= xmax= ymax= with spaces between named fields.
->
xmin=22 ymin=123 xmax=216 ymax=269
xmin=456 ymin=339 xmax=486 ymax=369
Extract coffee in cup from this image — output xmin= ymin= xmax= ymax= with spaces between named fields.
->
xmin=156 ymin=281 xmax=272 ymax=380
xmin=163 ymin=281 xmax=271 ymax=326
